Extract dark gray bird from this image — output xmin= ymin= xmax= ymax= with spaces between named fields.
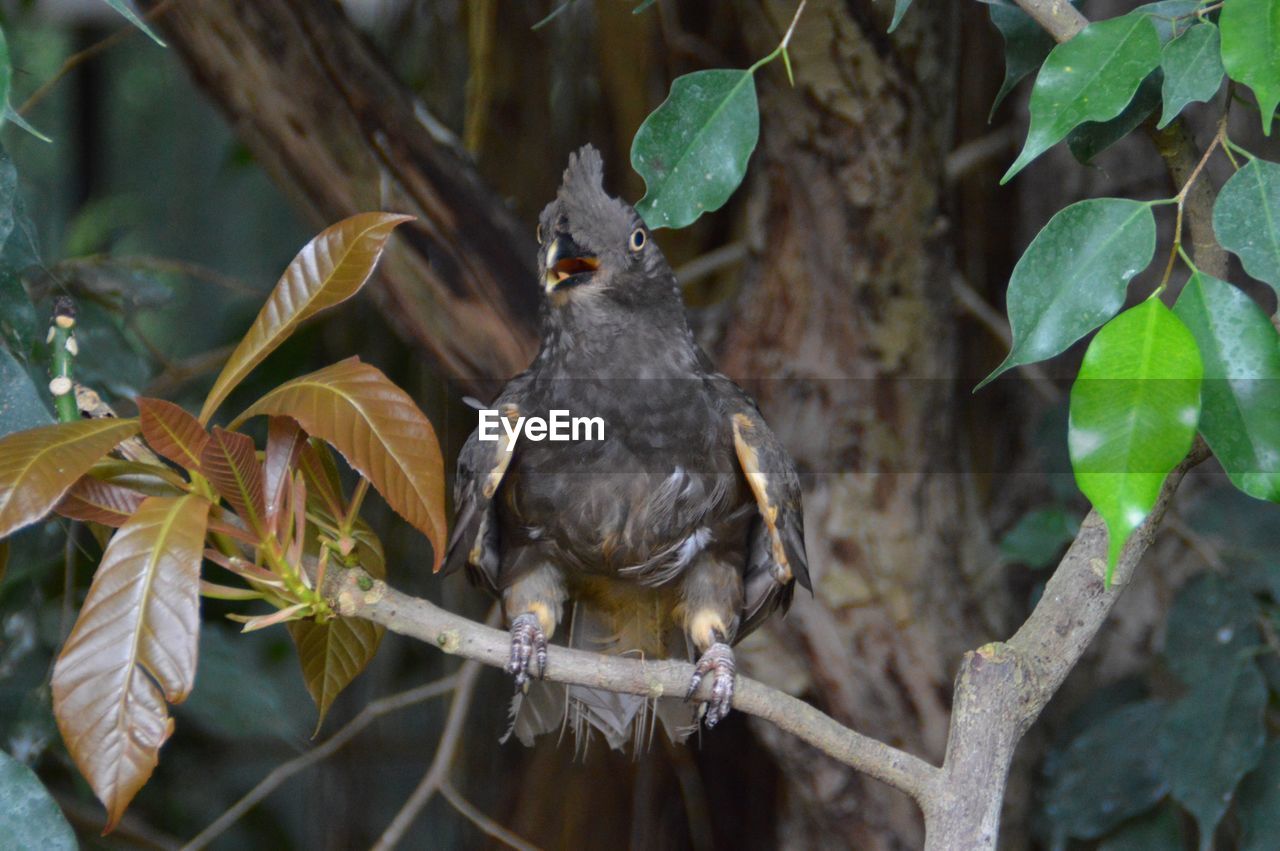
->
xmin=443 ymin=145 xmax=809 ymax=748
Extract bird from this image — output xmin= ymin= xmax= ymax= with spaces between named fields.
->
xmin=442 ymin=144 xmax=810 ymax=749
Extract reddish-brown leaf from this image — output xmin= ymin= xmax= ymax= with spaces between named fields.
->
xmin=298 ymin=440 xmax=345 ymax=519
xmin=137 ymin=397 xmax=209 ymax=472
xmin=199 ymin=427 xmax=266 ymax=536
xmin=55 ymin=477 xmax=145 ymax=527
xmin=234 ymin=358 xmax=446 ymax=569
xmin=51 ymin=494 xmax=211 ymax=831
xmin=264 ymin=416 xmax=306 ymax=535
xmin=198 ymin=213 xmax=415 ymax=424
xmin=0 ymin=419 xmax=141 ymax=539
xmin=86 ymin=459 xmax=189 ymax=498
xmin=287 ymin=616 xmax=384 ymax=732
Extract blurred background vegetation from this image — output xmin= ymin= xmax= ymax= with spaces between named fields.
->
xmin=1 ymin=1 xmax=1279 ymax=849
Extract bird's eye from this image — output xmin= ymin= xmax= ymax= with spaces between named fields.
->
xmin=629 ymin=227 xmax=647 ymax=252
xmin=536 ymin=223 xmax=543 ymax=245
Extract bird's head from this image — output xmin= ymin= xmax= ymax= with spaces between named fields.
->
xmin=536 ymin=145 xmax=672 ymax=307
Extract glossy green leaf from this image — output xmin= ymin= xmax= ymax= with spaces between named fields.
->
xmin=1041 ymin=700 xmax=1169 ymax=841
xmin=199 ymin=212 xmax=414 ymax=424
xmin=0 ymin=749 xmax=75 ymax=851
xmin=999 ymin=506 xmax=1080 ymax=568
xmin=1068 ymin=300 xmax=1202 ymax=579
xmin=1157 ymin=22 xmax=1224 ymax=128
xmin=1162 ymin=572 xmax=1262 ymax=685
xmin=631 ymin=69 xmax=759 ymax=229
xmin=101 ymin=0 xmax=166 ymax=47
xmin=0 ymin=32 xmax=47 ymax=143
xmin=1219 ymin=0 xmax=1280 ymax=135
xmin=1158 ymin=659 xmax=1267 ymax=851
xmin=1003 ymin=13 xmax=1161 ymax=183
xmin=888 ymin=0 xmax=913 ymax=33
xmin=1174 ymin=272 xmax=1280 ymax=501
xmin=1213 ymin=158 xmax=1280 ymax=297
xmin=978 ymin=198 xmax=1156 ymax=388
xmin=1098 ymin=805 xmax=1183 ymax=851
xmin=988 ymin=1 xmax=1058 ymax=118
xmin=1067 ymin=71 xmax=1162 ymax=165
xmin=1238 ymin=741 xmax=1280 ymax=851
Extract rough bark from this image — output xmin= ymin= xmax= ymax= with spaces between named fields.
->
xmin=715 ymin=2 xmax=1000 ymax=846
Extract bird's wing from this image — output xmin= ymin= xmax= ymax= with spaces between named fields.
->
xmin=711 ymin=376 xmax=811 ymax=637
xmin=441 ymin=384 xmax=528 ymax=592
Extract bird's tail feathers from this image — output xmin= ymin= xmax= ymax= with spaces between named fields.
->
xmin=505 ymin=598 xmax=697 ymax=751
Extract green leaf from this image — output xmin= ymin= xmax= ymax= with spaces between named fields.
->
xmin=1158 ymin=659 xmax=1267 ymax=851
xmin=988 ymin=2 xmax=1058 ymax=118
xmin=631 ymin=69 xmax=759 ymax=230
xmin=1157 ymin=22 xmax=1224 ymax=129
xmin=998 ymin=506 xmax=1080 ymax=568
xmin=1219 ymin=0 xmax=1280 ymax=135
xmin=1174 ymin=272 xmax=1280 ymax=501
xmin=101 ymin=0 xmax=166 ymax=47
xmin=888 ymin=0 xmax=913 ymax=33
xmin=1041 ymin=700 xmax=1169 ymax=841
xmin=1002 ymin=13 xmax=1161 ymax=183
xmin=1135 ymin=1 xmax=1206 ymax=45
xmin=978 ymin=198 xmax=1156 ymax=388
xmin=1238 ymin=741 xmax=1280 ymax=851
xmin=288 ymin=617 xmax=384 ymax=732
xmin=0 ymin=748 xmax=75 ymax=851
xmin=1098 ymin=805 xmax=1183 ymax=851
xmin=1162 ymin=572 xmax=1261 ymax=685
xmin=1213 ymin=158 xmax=1280 ymax=298
xmin=1067 ymin=300 xmax=1203 ymax=579
xmin=1067 ymin=71 xmax=1163 ymax=165
xmin=0 ymin=344 xmax=50 ymax=437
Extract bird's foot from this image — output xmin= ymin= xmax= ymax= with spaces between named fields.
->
xmin=686 ymin=642 xmax=736 ymax=727
xmin=507 ymin=612 xmax=548 ymax=689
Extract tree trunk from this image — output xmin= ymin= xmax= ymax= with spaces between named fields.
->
xmin=714 ymin=2 xmax=1005 ymax=846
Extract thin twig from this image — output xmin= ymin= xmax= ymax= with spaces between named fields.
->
xmin=441 ymin=780 xmax=542 ymax=851
xmin=182 ymin=673 xmax=460 ymax=850
xmin=675 ymin=242 xmax=747 ymax=287
xmin=18 ymin=0 xmax=177 ymax=116
xmin=371 ymin=660 xmax=486 ymax=850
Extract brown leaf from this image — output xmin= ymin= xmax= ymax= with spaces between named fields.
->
xmin=287 ymin=616 xmax=384 ymax=731
xmin=198 ymin=212 xmax=415 ymax=424
xmin=87 ymin=459 xmax=189 ymax=498
xmin=298 ymin=440 xmax=345 ymax=519
xmin=264 ymin=416 xmax=306 ymax=535
xmin=0 ymin=538 xmax=8 ymax=586
xmin=200 ymin=427 xmax=267 ymax=536
xmin=52 ymin=494 xmax=211 ymax=831
xmin=55 ymin=477 xmax=146 ymax=527
xmin=234 ymin=358 xmax=446 ymax=569
xmin=0 ymin=419 xmax=141 ymax=539
xmin=137 ymin=397 xmax=209 ymax=472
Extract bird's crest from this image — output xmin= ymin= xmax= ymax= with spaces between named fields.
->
xmin=556 ymin=144 xmax=634 ymax=240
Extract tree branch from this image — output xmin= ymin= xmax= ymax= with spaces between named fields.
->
xmin=325 ymin=570 xmax=941 ymax=805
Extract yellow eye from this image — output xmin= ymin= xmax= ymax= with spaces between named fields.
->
xmin=629 ymin=227 xmax=646 ymax=252
xmin=536 ymin=223 xmax=544 ymax=245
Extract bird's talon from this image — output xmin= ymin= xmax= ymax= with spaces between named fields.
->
xmin=687 ymin=642 xmax=735 ymax=726
xmin=508 ymin=612 xmax=548 ymax=688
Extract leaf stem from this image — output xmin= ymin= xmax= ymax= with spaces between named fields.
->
xmin=747 ymin=0 xmax=808 ymax=76
xmin=1156 ymin=121 xmax=1223 ymax=293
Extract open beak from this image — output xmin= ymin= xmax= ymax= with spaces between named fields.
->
xmin=544 ymin=234 xmax=599 ymax=294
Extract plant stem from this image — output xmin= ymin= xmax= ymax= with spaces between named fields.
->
xmin=747 ymin=0 xmax=808 ymax=76
xmin=48 ymin=297 xmax=79 ymax=423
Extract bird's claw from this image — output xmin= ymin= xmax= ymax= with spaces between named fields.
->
xmin=686 ymin=642 xmax=735 ymax=727
xmin=507 ymin=612 xmax=548 ymax=688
